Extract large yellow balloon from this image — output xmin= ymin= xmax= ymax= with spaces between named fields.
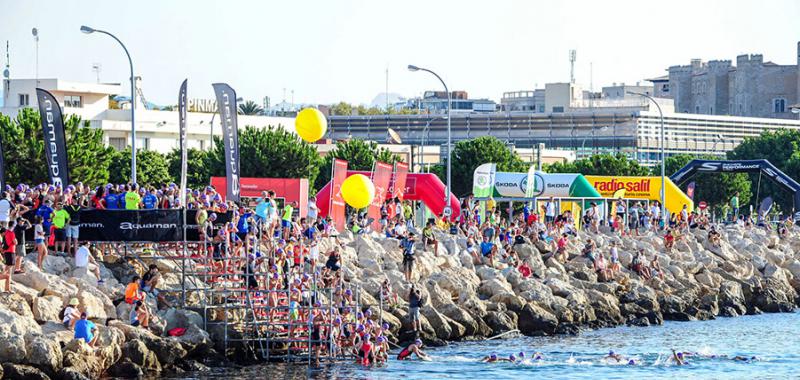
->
xmin=295 ymin=108 xmax=328 ymax=143
xmin=341 ymin=174 xmax=375 ymax=209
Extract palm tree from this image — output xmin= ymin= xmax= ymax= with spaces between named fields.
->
xmin=238 ymin=100 xmax=264 ymax=115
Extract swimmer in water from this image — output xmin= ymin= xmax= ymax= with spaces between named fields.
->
xmin=671 ymin=349 xmax=686 ymax=365
xmin=732 ymin=355 xmax=758 ymax=362
xmin=532 ymin=352 xmax=544 ymax=361
xmin=480 ymin=353 xmax=512 ymax=363
xmin=605 ymin=350 xmax=623 ymax=362
xmin=396 ymin=339 xmax=429 ymax=361
xmin=627 ymin=359 xmax=637 ymax=366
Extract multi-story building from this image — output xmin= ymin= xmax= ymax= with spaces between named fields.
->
xmin=502 ymin=82 xmax=669 ymax=113
xmin=650 ymin=41 xmax=800 ymax=119
xmin=0 ymin=78 xmax=295 ymax=153
xmin=409 ymin=90 xmax=496 ymax=113
xmin=328 ymin=110 xmax=800 ymax=164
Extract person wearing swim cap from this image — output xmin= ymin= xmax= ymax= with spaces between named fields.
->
xmin=358 ymin=333 xmax=374 ymax=366
xmin=605 ymin=350 xmax=623 ymax=363
xmin=627 ymin=359 xmax=636 ymax=365
xmin=671 ymin=349 xmax=686 ymax=365
xmin=397 ymin=338 xmax=429 ymax=361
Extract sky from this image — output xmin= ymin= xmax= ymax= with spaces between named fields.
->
xmin=1 ymin=0 xmax=799 ymax=107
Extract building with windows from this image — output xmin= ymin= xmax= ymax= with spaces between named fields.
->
xmin=0 ymin=78 xmax=294 ymax=153
xmin=328 ymin=109 xmax=800 ymax=165
xmin=649 ymin=41 xmax=800 ymax=119
xmin=502 ymin=82 xmax=671 ymax=114
xmin=409 ymin=90 xmax=496 ymax=113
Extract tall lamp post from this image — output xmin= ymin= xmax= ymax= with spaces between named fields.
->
xmin=80 ymin=25 xmax=137 ymax=183
xmin=628 ymin=91 xmax=667 ymax=224
xmin=419 ymin=116 xmax=446 ymax=173
xmin=581 ymin=125 xmax=609 ymax=156
xmin=409 ymin=65 xmax=452 ymax=218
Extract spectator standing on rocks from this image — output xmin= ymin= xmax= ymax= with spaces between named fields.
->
xmin=1 ymin=225 xmax=16 ymax=293
xmin=65 ymin=196 xmax=83 ymax=256
xmin=74 ymin=241 xmax=103 ymax=284
xmin=408 ymin=285 xmax=424 ymax=332
xmin=52 ymin=202 xmax=70 ymax=256
xmin=13 ymin=216 xmax=31 ymax=274
xmin=400 ymin=232 xmax=416 ymax=282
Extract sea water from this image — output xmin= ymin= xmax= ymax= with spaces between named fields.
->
xmin=163 ymin=311 xmax=799 ymax=380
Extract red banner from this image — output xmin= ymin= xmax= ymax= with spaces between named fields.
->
xmin=392 ymin=162 xmax=409 ymax=201
xmin=330 ymin=159 xmax=348 ymax=233
xmin=369 ymin=161 xmax=394 ymax=231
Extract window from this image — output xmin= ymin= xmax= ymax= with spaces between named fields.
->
xmin=695 ymin=106 xmax=700 ymax=114
xmin=18 ymin=93 xmax=29 ymax=106
xmin=64 ymin=95 xmax=82 ymax=108
xmin=109 ymin=137 xmax=127 ymax=150
xmin=661 ymin=84 xmax=669 ymax=93
xmin=773 ymin=98 xmax=786 ymax=113
xmin=710 ymin=107 xmax=713 ymax=114
xmin=552 ymin=106 xmax=564 ymax=113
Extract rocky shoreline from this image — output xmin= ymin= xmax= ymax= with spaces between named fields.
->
xmin=0 ymin=224 xmax=798 ymax=379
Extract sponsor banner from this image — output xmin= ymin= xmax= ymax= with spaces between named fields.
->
xmin=472 ymin=163 xmax=496 ymax=198
xmin=21 ymin=209 xmax=231 ymax=242
xmin=392 ymin=162 xmax=409 ymax=200
xmin=330 ymin=159 xmax=348 ymax=233
xmin=491 ymin=171 xmax=585 ymax=199
xmin=586 ymin=175 xmax=693 ymax=216
xmin=212 ymin=83 xmax=241 ymax=202
xmin=35 ymin=89 xmax=70 ymax=187
xmin=369 ymin=161 xmax=393 ymax=231
xmin=178 ymin=80 xmax=188 ymax=201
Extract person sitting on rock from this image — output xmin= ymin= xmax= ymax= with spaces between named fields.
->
xmin=631 ymin=250 xmax=651 ymax=280
xmin=125 ymin=275 xmax=146 ymax=304
xmin=649 ymin=256 xmax=664 ymax=280
xmin=380 ymin=279 xmax=399 ymax=308
xmin=555 ymin=233 xmax=569 ymax=262
xmin=582 ymin=240 xmax=597 ymax=265
xmin=422 ymin=222 xmax=439 ymax=256
xmin=479 ymin=235 xmax=497 ymax=268
xmin=73 ymin=311 xmax=99 ymax=347
xmin=61 ymin=297 xmax=81 ymax=330
xmin=466 ymin=236 xmax=481 ymax=264
xmin=594 ymin=252 xmax=612 ymax=282
xmin=130 ymin=300 xmax=150 ymax=329
xmin=517 ymin=260 xmax=532 ymax=278
xmin=664 ymin=228 xmax=675 ymax=251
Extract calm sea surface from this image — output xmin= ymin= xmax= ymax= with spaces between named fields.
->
xmin=162 ymin=311 xmax=799 ymax=380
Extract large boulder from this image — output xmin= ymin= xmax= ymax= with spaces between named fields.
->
xmin=0 ymin=331 xmax=27 ymax=364
xmin=0 ymin=306 xmax=41 ymax=335
xmin=57 ymin=367 xmax=91 ymax=380
xmin=517 ymin=303 xmax=558 ymax=335
xmin=1 ymin=364 xmax=50 ymax=380
xmin=483 ymin=311 xmax=517 ymax=335
xmin=24 ymin=334 xmax=62 ymax=375
xmin=0 ymin=292 xmax=35 ymax=319
xmin=62 ymin=339 xmax=104 ymax=379
xmin=176 ymin=324 xmax=213 ymax=354
xmin=32 ymin=296 xmax=62 ymax=323
xmin=122 ymin=339 xmax=162 ymax=372
xmin=106 ymin=358 xmax=144 ymax=378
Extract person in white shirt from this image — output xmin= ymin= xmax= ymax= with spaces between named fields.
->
xmin=307 ymin=196 xmax=319 ymax=224
xmin=73 ymin=241 xmax=102 ymax=283
xmin=0 ymin=192 xmax=13 ymax=227
xmin=545 ymin=198 xmax=557 ymax=225
xmin=62 ymin=297 xmax=82 ymax=329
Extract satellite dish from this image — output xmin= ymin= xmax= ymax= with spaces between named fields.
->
xmin=31 ymin=28 xmax=38 ymax=37
xmin=387 ymin=128 xmax=402 ymax=144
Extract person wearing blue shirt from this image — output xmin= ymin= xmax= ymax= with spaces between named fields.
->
xmin=522 ymin=204 xmax=530 ymax=224
xmin=480 ymin=236 xmax=497 ymax=267
xmin=36 ymin=200 xmax=54 ymax=237
xmin=74 ymin=312 xmax=99 ymax=347
xmin=142 ymin=190 xmax=158 ymax=209
xmin=254 ymin=193 xmax=268 ymax=223
xmin=104 ymin=190 xmax=119 ymax=210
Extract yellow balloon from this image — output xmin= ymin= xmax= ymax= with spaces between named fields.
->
xmin=341 ymin=174 xmax=375 ymax=209
xmin=295 ymin=108 xmax=328 ymax=143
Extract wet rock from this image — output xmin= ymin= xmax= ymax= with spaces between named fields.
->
xmin=57 ymin=367 xmax=91 ymax=380
xmin=122 ymin=339 xmax=162 ymax=372
xmin=1 ymin=364 xmax=50 ymax=380
xmin=517 ymin=303 xmax=558 ymax=336
xmin=107 ymin=358 xmax=144 ymax=378
xmin=483 ymin=311 xmax=517 ymax=335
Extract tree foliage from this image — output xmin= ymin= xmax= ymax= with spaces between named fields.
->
xmin=109 ymin=147 xmax=172 ymax=186
xmin=238 ymin=100 xmax=264 ymax=115
xmin=544 ymin=153 xmax=651 ymax=176
xmin=166 ymin=147 xmax=210 ymax=189
xmin=728 ymin=129 xmax=800 ymax=210
xmin=663 ymin=154 xmax=751 ymax=209
xmin=0 ymin=108 xmax=114 ymax=186
xmin=207 ymin=126 xmax=322 ymax=187
xmin=445 ymin=136 xmax=527 ymax=197
xmin=315 ymin=139 xmax=401 ymax=190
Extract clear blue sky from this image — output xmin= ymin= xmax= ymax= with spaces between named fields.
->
xmin=2 ymin=0 xmax=799 ymax=106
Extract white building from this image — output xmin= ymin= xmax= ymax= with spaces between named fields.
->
xmin=1 ymin=78 xmax=295 ymax=153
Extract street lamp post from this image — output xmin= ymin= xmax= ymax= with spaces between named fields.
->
xmin=81 ymin=25 xmax=137 ymax=183
xmin=409 ymin=65 xmax=452 ymax=218
xmin=628 ymin=91 xmax=667 ymax=225
xmin=580 ymin=125 xmax=609 ymax=156
xmin=419 ymin=116 xmax=445 ymax=173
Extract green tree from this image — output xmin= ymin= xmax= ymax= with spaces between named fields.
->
xmin=663 ymin=154 xmax=751 ymax=209
xmin=0 ymin=108 xmax=114 ymax=186
xmin=545 ymin=153 xmax=651 ymax=176
xmin=728 ymin=129 xmax=800 ymax=210
xmin=207 ymin=126 xmax=322 ymax=187
xmin=109 ymin=148 xmax=171 ymax=186
xmin=445 ymin=136 xmax=527 ymax=197
xmin=329 ymin=102 xmax=353 ymax=116
xmin=166 ymin=147 xmax=210 ymax=189
xmin=238 ymin=100 xmax=264 ymax=115
xmin=315 ymin=139 xmax=401 ymax=190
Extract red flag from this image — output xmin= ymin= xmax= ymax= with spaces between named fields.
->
xmin=369 ymin=161 xmax=393 ymax=231
xmin=393 ymin=162 xmax=409 ymax=201
xmin=330 ymin=159 xmax=348 ymax=233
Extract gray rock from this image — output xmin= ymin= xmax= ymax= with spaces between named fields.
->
xmin=57 ymin=367 xmax=91 ymax=380
xmin=2 ymin=364 xmax=50 ymax=380
xmin=517 ymin=303 xmax=558 ymax=335
xmin=107 ymin=358 xmax=144 ymax=378
xmin=122 ymin=339 xmax=162 ymax=372
xmin=24 ymin=334 xmax=63 ymax=375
